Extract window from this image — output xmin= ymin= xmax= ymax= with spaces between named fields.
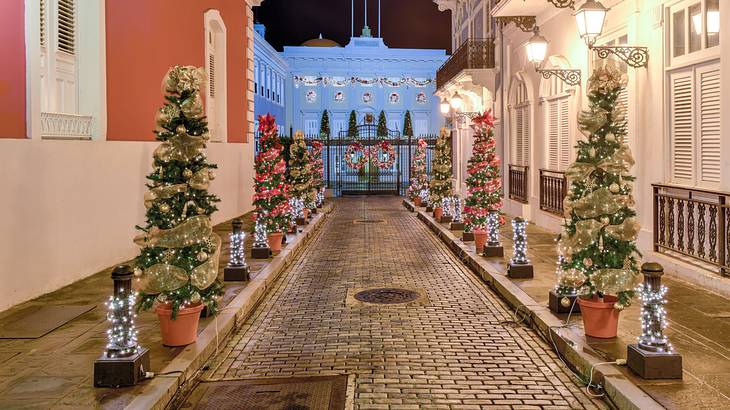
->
xmin=205 ymin=10 xmax=227 ymax=142
xmin=670 ymin=0 xmax=720 ymax=64
xmin=669 ymin=62 xmax=721 ymax=186
xmin=414 ymin=116 xmax=428 ymax=137
xmin=41 ymin=0 xmax=78 ymax=114
xmin=304 ymin=118 xmax=318 ymax=136
xmin=541 ymin=59 xmax=573 ymax=171
xmin=511 ymin=79 xmax=530 ymax=166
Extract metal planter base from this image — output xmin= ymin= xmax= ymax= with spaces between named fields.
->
xmin=548 ymin=289 xmax=581 ymax=314
xmin=627 ymin=344 xmax=682 ymax=379
xmin=508 ymin=262 xmax=533 ymax=279
xmin=94 ymin=348 xmax=150 ymax=387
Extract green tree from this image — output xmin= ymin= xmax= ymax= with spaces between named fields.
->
xmin=319 ymin=110 xmax=330 ymax=139
xmin=253 ymin=114 xmax=291 ymax=234
xmin=134 ymin=66 xmax=223 ymax=317
xmin=288 ymin=131 xmax=315 ymax=208
xmin=429 ymin=128 xmax=453 ymax=207
xmin=377 ymin=110 xmax=388 ymax=137
xmin=407 ymin=138 xmax=429 ymax=200
xmin=463 ymin=110 xmax=502 ymax=233
xmin=403 ymin=110 xmax=414 ymax=137
xmin=557 ymin=64 xmax=639 ymax=308
xmin=347 ymin=110 xmax=359 ymax=138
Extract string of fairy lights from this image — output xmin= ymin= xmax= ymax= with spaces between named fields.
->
xmin=637 ymin=282 xmax=672 ymax=353
xmin=104 ymin=288 xmax=139 ymax=359
xmin=487 ymin=210 xmax=501 ymax=247
xmin=510 ymin=218 xmax=529 ymax=265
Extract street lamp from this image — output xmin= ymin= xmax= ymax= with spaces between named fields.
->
xmin=450 ymin=92 xmax=464 ymax=111
xmin=575 ymin=0 xmax=649 ymax=68
xmin=575 ymin=0 xmax=607 ymax=47
xmin=440 ymin=98 xmax=451 ymax=114
xmin=527 ymin=27 xmax=581 ymax=87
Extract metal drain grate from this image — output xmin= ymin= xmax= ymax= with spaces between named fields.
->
xmin=180 ymin=375 xmax=348 ymax=410
xmin=352 ymin=219 xmax=386 ymax=225
xmin=354 ymin=288 xmax=420 ymax=304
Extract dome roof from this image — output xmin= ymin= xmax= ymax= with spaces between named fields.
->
xmin=301 ymin=34 xmax=341 ymax=48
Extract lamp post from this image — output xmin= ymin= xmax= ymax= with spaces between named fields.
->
xmin=527 ymin=27 xmax=582 ymax=86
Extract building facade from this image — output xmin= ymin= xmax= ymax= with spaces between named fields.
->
xmin=281 ymin=32 xmax=448 ymax=137
xmin=0 ymin=0 xmax=260 ymax=311
xmin=434 ymin=0 xmax=730 ymax=296
xmin=253 ymin=23 xmax=288 ymax=132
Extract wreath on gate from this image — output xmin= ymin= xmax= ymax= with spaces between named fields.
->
xmin=345 ymin=141 xmax=368 ymax=170
xmin=369 ymin=140 xmax=396 ymax=169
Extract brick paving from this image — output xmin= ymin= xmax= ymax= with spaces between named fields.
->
xmin=205 ymin=197 xmax=605 ymax=409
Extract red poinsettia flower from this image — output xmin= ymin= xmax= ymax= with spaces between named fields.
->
xmin=472 ymin=109 xmax=496 ymax=129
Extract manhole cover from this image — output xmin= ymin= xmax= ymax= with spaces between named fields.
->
xmin=352 ymin=219 xmax=386 ymax=225
xmin=354 ymin=288 xmax=420 ymax=304
xmin=179 ymin=375 xmax=348 ymax=410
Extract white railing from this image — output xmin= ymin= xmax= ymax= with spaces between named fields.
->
xmin=40 ymin=112 xmax=93 ymax=139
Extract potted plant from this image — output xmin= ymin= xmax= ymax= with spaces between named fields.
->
xmin=429 ymin=129 xmax=453 ymax=222
xmin=133 ymin=66 xmax=223 ymax=346
xmin=558 ymin=64 xmax=640 ymax=339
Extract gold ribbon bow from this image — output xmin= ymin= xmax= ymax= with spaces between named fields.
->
xmin=572 ymin=188 xmax=634 ymax=219
xmin=134 ymin=215 xmax=212 ymax=248
xmin=154 ymin=133 xmax=206 ymax=163
xmin=591 ymin=268 xmax=639 ymax=295
xmin=565 ymin=145 xmax=635 ymax=182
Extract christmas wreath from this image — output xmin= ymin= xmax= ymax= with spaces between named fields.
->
xmin=369 ymin=140 xmax=396 ymax=169
xmin=345 ymin=142 xmax=368 ymax=170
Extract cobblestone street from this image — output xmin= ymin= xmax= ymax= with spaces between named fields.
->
xmin=204 ymin=197 xmax=604 ymax=409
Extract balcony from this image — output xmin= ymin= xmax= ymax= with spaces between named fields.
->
xmin=436 ymin=38 xmax=496 ymax=90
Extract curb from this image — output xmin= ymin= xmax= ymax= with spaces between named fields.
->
xmin=404 ymin=200 xmax=662 ymax=410
xmin=125 ymin=203 xmax=334 ymax=410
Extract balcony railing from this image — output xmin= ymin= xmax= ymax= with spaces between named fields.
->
xmin=436 ymin=38 xmax=496 ymax=90
xmin=539 ymin=169 xmax=566 ymax=216
xmin=40 ymin=112 xmax=93 ymax=139
xmin=508 ymin=164 xmax=529 ymax=203
xmin=653 ymin=184 xmax=730 ymax=275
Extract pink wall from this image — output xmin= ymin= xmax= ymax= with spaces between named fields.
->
xmin=106 ymin=0 xmax=248 ymax=143
xmin=0 ymin=1 xmax=27 ymax=139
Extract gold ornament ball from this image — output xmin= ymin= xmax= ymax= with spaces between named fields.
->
xmin=157 ymin=294 xmax=168 ymax=303
xmin=583 ymin=257 xmax=593 ymax=267
xmin=133 ymin=267 xmax=143 ymax=277
xmin=560 ymin=297 xmax=572 ymax=308
xmin=183 ymin=168 xmax=193 ymax=178
xmin=190 ymin=292 xmax=201 ymax=304
xmin=208 ymin=171 xmax=216 ymax=180
xmin=196 ymin=251 xmax=208 ymax=262
xmin=600 ymin=216 xmax=610 ymax=225
xmin=196 ymin=207 xmax=206 ymax=214
xmin=144 ymin=191 xmax=158 ymax=201
xmin=609 ymin=182 xmax=620 ymax=193
xmin=613 ymin=302 xmax=625 ymax=311
xmin=159 ymin=203 xmax=171 ymax=213
xmin=176 ymin=124 xmax=187 ymax=134
xmin=606 ymin=133 xmax=616 ymax=142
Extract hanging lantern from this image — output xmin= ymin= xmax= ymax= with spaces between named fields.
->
xmin=450 ymin=92 xmax=464 ymax=111
xmin=575 ymin=1 xmax=608 ymax=47
xmin=526 ymin=28 xmax=549 ymax=66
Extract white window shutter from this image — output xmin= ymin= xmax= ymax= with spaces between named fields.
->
xmin=697 ymin=64 xmax=721 ymax=184
xmin=548 ymin=100 xmax=559 ymax=170
xmin=522 ymin=105 xmax=530 ymax=167
xmin=40 ymin=0 xmax=46 ymax=47
xmin=617 ymin=88 xmax=628 ymax=143
xmin=559 ymin=98 xmax=570 ymax=170
xmin=208 ymin=53 xmax=215 ymax=98
xmin=57 ymin=0 xmax=75 ymax=55
xmin=670 ymin=70 xmax=694 ymax=182
xmin=514 ymin=107 xmax=523 ymax=165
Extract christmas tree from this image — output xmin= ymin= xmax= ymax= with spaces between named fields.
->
xmin=347 ymin=110 xmax=359 ymax=138
xmin=253 ymin=114 xmax=291 ymax=234
xmin=557 ymin=64 xmax=639 ymax=309
xmin=319 ymin=110 xmax=330 ymax=139
xmin=403 ymin=110 xmax=414 ymax=137
xmin=407 ymin=138 xmax=429 ymax=201
xmin=429 ymin=128 xmax=453 ymax=207
xmin=463 ymin=110 xmax=502 ymax=233
xmin=288 ymin=131 xmax=315 ymax=209
xmin=310 ymin=139 xmax=325 ymax=201
xmin=377 ymin=110 xmax=388 ymax=137
xmin=134 ymin=66 xmax=223 ymax=317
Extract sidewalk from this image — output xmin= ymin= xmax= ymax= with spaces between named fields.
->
xmin=405 ymin=200 xmax=730 ymax=410
xmin=0 ymin=204 xmax=332 ymax=409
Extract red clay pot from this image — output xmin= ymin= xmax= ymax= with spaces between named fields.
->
xmin=268 ymin=232 xmax=283 ymax=253
xmin=434 ymin=207 xmax=443 ymax=222
xmin=473 ymin=229 xmax=488 ymax=253
xmin=578 ymin=295 xmax=621 ymax=338
xmin=303 ymin=208 xmax=309 ymax=219
xmin=414 ymin=197 xmax=422 ymax=207
xmin=156 ymin=303 xmax=204 ymax=346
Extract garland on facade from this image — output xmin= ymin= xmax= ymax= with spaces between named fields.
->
xmin=556 ymin=63 xmax=640 ymax=308
xmin=407 ymin=138 xmax=429 ymax=200
xmin=463 ymin=110 xmax=503 ymax=233
xmin=294 ymin=75 xmax=434 ymax=88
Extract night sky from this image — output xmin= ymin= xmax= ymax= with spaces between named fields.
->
xmin=254 ymin=0 xmax=452 ymax=53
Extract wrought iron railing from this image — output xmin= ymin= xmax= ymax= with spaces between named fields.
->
xmin=539 ymin=169 xmax=566 ymax=216
xmin=436 ymin=38 xmax=496 ymax=89
xmin=653 ymin=184 xmax=730 ymax=275
xmin=509 ymin=165 xmax=529 ymax=203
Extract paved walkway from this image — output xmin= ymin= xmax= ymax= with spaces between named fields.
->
xmin=204 ymin=197 xmax=604 ymax=409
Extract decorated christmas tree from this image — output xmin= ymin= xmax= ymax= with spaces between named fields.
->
xmin=347 ymin=110 xmax=358 ymax=138
xmin=403 ymin=110 xmax=414 ymax=137
xmin=463 ymin=110 xmax=502 ymax=233
xmin=407 ymin=138 xmax=429 ymax=201
xmin=134 ymin=66 xmax=223 ymax=317
xmin=557 ymin=64 xmax=639 ymax=309
xmin=319 ymin=110 xmax=330 ymax=139
xmin=377 ymin=110 xmax=388 ymax=137
xmin=253 ymin=114 xmax=291 ymax=234
xmin=429 ymin=128 xmax=453 ymax=208
xmin=288 ymin=131 xmax=315 ymax=210
xmin=310 ymin=139 xmax=325 ymax=205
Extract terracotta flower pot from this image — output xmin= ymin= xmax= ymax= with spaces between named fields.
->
xmin=303 ymin=208 xmax=309 ymax=220
xmin=156 ymin=303 xmax=205 ymax=347
xmin=434 ymin=207 xmax=443 ymax=222
xmin=414 ymin=197 xmax=422 ymax=207
xmin=473 ymin=229 xmax=488 ymax=253
xmin=578 ymin=295 xmax=621 ymax=338
xmin=268 ymin=232 xmax=283 ymax=253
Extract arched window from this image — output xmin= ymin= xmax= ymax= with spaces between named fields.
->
xmin=510 ymin=76 xmax=530 ymax=166
xmin=205 ymin=9 xmax=227 ymax=142
xmin=540 ymin=57 xmax=574 ymax=171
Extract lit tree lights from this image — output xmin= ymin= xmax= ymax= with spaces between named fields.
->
xmin=407 ymin=138 xmax=429 ymax=206
xmin=288 ymin=131 xmax=315 ymax=213
xmin=251 ymin=217 xmax=271 ymax=259
xmin=224 ymin=219 xmax=250 ymax=281
xmin=508 ymin=217 xmax=533 ymax=278
xmin=484 ymin=210 xmax=504 ymax=257
xmin=429 ymin=128 xmax=453 ymax=217
xmin=310 ymin=139 xmax=325 ymax=207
